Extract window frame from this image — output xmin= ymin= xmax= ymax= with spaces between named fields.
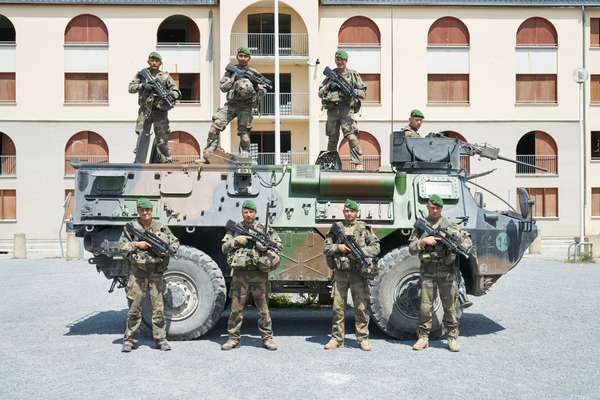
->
xmin=427 ymin=73 xmax=470 ymax=104
xmin=515 ymin=73 xmax=557 ymax=104
xmin=0 ymin=189 xmax=16 ymax=221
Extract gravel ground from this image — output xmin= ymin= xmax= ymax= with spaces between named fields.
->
xmin=0 ymin=258 xmax=598 ymax=400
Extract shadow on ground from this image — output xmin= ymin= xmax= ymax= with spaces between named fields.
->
xmin=63 ymin=307 xmax=505 ymax=343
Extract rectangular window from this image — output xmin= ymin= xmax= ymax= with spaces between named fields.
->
xmin=0 ymin=189 xmax=16 ymax=220
xmin=526 ymin=188 xmax=558 ymax=218
xmin=427 ymin=74 xmax=469 ymax=103
xmin=65 ymin=189 xmax=74 ymax=220
xmin=516 ymin=74 xmax=557 ymax=103
xmin=249 ymin=131 xmax=291 ymax=153
xmin=361 ymin=73 xmax=380 ymax=103
xmin=171 ymin=73 xmax=200 ymax=103
xmin=0 ymin=73 xmax=15 ymax=103
xmin=591 ymin=75 xmax=600 ymax=103
xmin=591 ymin=18 xmax=600 ymax=48
xmin=593 ymin=188 xmax=600 ymax=217
xmin=592 ymin=131 xmax=600 ymax=160
xmin=64 ymin=73 xmax=108 ymax=103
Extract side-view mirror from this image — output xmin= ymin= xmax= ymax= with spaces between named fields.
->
xmin=517 ymin=187 xmax=533 ymax=220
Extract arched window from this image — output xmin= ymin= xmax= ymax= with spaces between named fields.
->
xmin=427 ymin=17 xmax=470 ymax=104
xmin=428 ymin=17 xmax=469 ymax=46
xmin=157 ymin=15 xmax=200 ymax=44
xmin=339 ymin=131 xmax=381 ymax=171
xmin=65 ymin=14 xmax=108 ymax=43
xmin=0 ymin=132 xmax=16 ymax=176
xmin=338 ymin=16 xmax=381 ymax=103
xmin=168 ymin=131 xmax=200 ymax=164
xmin=0 ymin=14 xmax=16 ymax=42
xmin=516 ymin=17 xmax=557 ymax=46
xmin=442 ymin=131 xmax=469 ymax=173
xmin=64 ymin=131 xmax=109 ymax=175
xmin=338 ymin=16 xmax=380 ymax=45
xmin=516 ymin=18 xmax=557 ymax=104
xmin=516 ymin=130 xmax=557 ymax=174
xmin=0 ymin=15 xmax=16 ymax=103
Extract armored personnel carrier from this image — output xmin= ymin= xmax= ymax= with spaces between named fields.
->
xmin=70 ymin=134 xmax=538 ymax=339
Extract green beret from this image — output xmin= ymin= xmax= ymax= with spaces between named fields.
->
xmin=429 ymin=194 xmax=444 ymax=208
xmin=242 ymin=200 xmax=257 ymax=211
xmin=335 ymin=49 xmax=348 ymax=61
xmin=344 ymin=198 xmax=359 ymax=211
xmin=148 ymin=51 xmax=162 ymax=62
xmin=237 ymin=47 xmax=252 ymax=56
xmin=410 ymin=109 xmax=424 ymax=119
xmin=136 ymin=198 xmax=153 ymax=209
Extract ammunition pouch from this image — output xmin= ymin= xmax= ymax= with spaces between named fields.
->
xmin=257 ymin=250 xmax=280 ymax=273
xmin=228 ymin=248 xmax=260 ymax=271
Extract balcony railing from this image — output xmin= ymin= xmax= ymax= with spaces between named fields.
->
xmin=253 ymin=93 xmax=309 ymax=117
xmin=340 ymin=155 xmax=381 ymax=171
xmin=231 ymin=33 xmax=308 ymax=57
xmin=516 ymin=155 xmax=558 ymax=174
xmin=250 ymin=151 xmax=309 ymax=166
xmin=171 ymin=154 xmax=199 ymax=164
xmin=65 ymin=155 xmax=109 ymax=176
xmin=0 ymin=155 xmax=16 ymax=176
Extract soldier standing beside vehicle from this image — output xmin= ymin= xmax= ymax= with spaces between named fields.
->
xmin=118 ymin=198 xmax=180 ymax=353
xmin=128 ymin=52 xmax=181 ymax=163
xmin=221 ymin=200 xmax=282 ymax=351
xmin=323 ymin=199 xmax=380 ymax=351
xmin=204 ymin=47 xmax=267 ymax=158
xmin=318 ymin=50 xmax=367 ymax=169
xmin=408 ymin=195 xmax=472 ymax=352
xmin=401 ymin=109 xmax=424 ymax=138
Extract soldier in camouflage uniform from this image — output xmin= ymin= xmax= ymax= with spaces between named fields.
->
xmin=118 ymin=198 xmax=180 ymax=352
xmin=323 ymin=199 xmax=380 ymax=351
xmin=128 ymin=52 xmax=181 ymax=163
xmin=221 ymin=200 xmax=282 ymax=351
xmin=318 ymin=50 xmax=367 ymax=169
xmin=401 ymin=109 xmax=424 ymax=138
xmin=408 ymin=194 xmax=472 ymax=352
xmin=204 ymin=47 xmax=267 ymax=157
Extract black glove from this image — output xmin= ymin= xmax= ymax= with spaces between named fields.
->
xmin=329 ymin=82 xmax=339 ymax=91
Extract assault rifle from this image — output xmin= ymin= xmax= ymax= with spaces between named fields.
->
xmin=225 ymin=220 xmax=281 ymax=252
xmin=329 ymin=223 xmax=371 ymax=272
xmin=138 ymin=68 xmax=176 ymax=111
xmin=125 ymin=223 xmax=178 ymax=258
xmin=413 ymin=218 xmax=471 ymax=259
xmin=225 ymin=63 xmax=273 ymax=90
xmin=323 ymin=66 xmax=362 ymax=111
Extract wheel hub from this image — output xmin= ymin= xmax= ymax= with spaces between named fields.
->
xmin=164 ymin=272 xmax=199 ymax=321
xmin=393 ymin=273 xmax=421 ymax=319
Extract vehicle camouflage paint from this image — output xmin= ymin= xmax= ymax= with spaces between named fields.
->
xmin=70 ymin=134 xmax=538 ymax=339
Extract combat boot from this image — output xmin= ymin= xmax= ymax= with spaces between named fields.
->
xmin=359 ymin=340 xmax=372 ymax=352
xmin=324 ymin=339 xmax=343 ymax=350
xmin=158 ymin=341 xmax=171 ymax=351
xmin=263 ymin=338 xmax=278 ymax=351
xmin=447 ymin=338 xmax=460 ymax=352
xmin=121 ymin=342 xmax=133 ymax=353
xmin=412 ymin=337 xmax=429 ymax=351
xmin=221 ymin=339 xmax=240 ymax=351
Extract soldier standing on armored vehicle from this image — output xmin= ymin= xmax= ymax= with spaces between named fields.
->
xmin=118 ymin=198 xmax=180 ymax=353
xmin=318 ymin=50 xmax=367 ymax=169
xmin=323 ymin=199 xmax=380 ymax=351
xmin=401 ymin=109 xmax=424 ymax=138
xmin=409 ymin=195 xmax=472 ymax=352
xmin=221 ymin=200 xmax=282 ymax=351
xmin=204 ymin=47 xmax=267 ymax=158
xmin=128 ymin=52 xmax=181 ymax=163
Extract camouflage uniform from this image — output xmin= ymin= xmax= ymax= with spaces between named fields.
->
xmin=128 ymin=69 xmax=181 ymax=163
xmin=324 ymin=220 xmax=380 ymax=344
xmin=318 ymin=68 xmax=366 ymax=166
xmin=401 ymin=124 xmax=421 ymax=138
xmin=118 ymin=220 xmax=180 ymax=346
xmin=221 ymin=221 xmax=282 ymax=342
xmin=408 ymin=216 xmax=472 ymax=339
xmin=206 ymin=67 xmax=267 ymax=153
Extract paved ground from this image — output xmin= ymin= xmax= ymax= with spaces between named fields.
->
xmin=0 ymin=258 xmax=598 ymax=400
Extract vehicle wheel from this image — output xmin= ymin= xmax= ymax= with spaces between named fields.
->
xmin=368 ymin=247 xmax=463 ymax=339
xmin=142 ymin=245 xmax=226 ymax=340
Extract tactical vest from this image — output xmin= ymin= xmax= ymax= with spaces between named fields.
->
xmin=126 ymin=221 xmax=171 ymax=273
xmin=322 ymin=68 xmax=361 ymax=112
xmin=417 ymin=217 xmax=461 ymax=266
xmin=327 ymin=221 xmax=373 ymax=273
